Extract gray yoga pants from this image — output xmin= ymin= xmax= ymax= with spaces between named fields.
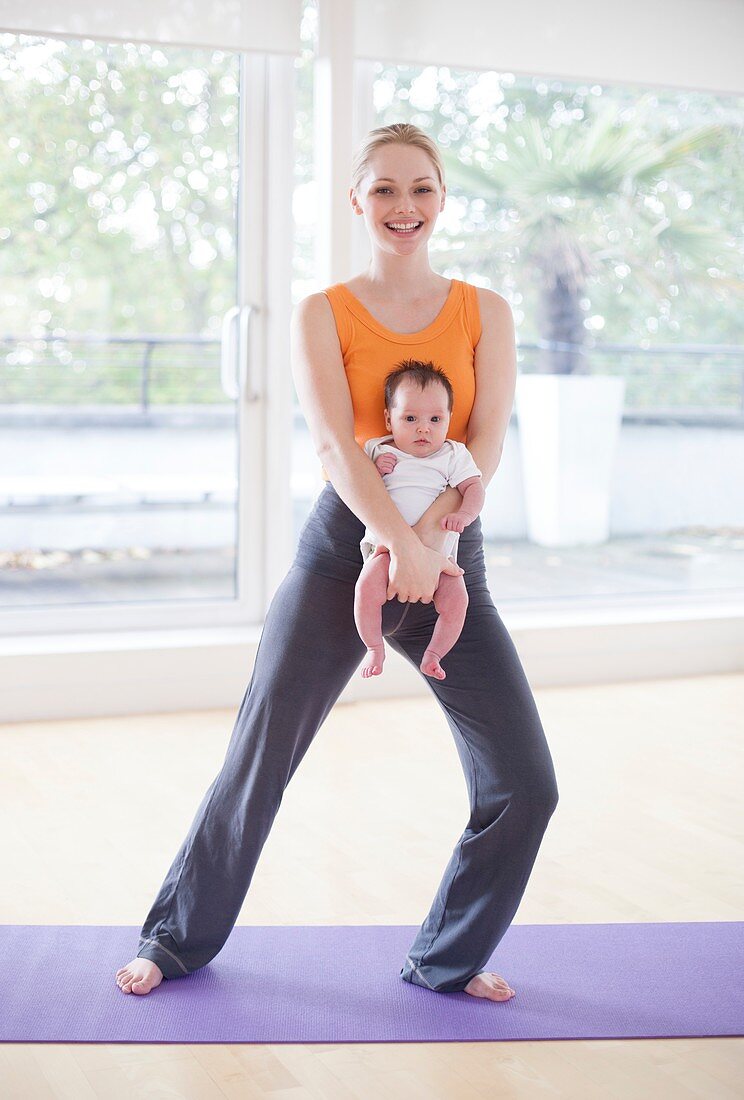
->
xmin=137 ymin=481 xmax=559 ymax=993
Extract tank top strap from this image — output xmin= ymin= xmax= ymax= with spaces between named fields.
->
xmin=461 ymin=280 xmax=483 ymax=347
xmin=324 ymin=278 xmax=481 ymax=349
xmin=322 ymin=284 xmax=354 ymax=356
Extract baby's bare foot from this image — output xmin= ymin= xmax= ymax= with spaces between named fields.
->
xmin=464 ymin=972 xmax=515 ymax=1002
xmin=361 ymin=644 xmax=385 ymax=678
xmin=420 ymin=649 xmax=446 ymax=680
xmin=115 ymin=957 xmax=164 ymax=995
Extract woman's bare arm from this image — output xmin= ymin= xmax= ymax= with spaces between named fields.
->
xmin=290 ymin=293 xmax=464 ymax=602
xmin=412 ymin=288 xmax=517 ymax=547
xmin=290 ymin=293 xmax=415 ymax=550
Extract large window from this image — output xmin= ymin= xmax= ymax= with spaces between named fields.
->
xmin=333 ymin=60 xmax=743 ymax=606
xmin=4 ymin=7 xmax=742 ymax=624
xmin=0 ymin=35 xmax=244 ymax=611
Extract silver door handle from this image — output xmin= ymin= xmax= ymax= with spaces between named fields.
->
xmin=239 ymin=303 xmax=260 ymax=403
xmin=220 ymin=304 xmax=260 ymax=401
xmin=220 ymin=306 xmax=240 ymax=400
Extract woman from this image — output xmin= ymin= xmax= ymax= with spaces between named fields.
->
xmin=115 ymin=123 xmax=559 ymax=1001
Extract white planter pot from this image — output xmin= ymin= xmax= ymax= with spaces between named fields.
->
xmin=515 ymin=374 xmax=626 ymax=547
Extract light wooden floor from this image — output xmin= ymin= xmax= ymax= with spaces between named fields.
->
xmin=1 ymin=673 xmax=742 ymax=1098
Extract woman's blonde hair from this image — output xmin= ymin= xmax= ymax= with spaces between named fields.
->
xmin=350 ymin=123 xmax=445 ymax=193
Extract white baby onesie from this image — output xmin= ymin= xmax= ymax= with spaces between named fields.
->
xmin=360 ymin=435 xmax=482 ymax=565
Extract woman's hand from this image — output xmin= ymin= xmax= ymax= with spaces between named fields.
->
xmin=372 ymin=533 xmax=463 ymax=604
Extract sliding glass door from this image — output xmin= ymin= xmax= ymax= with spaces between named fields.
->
xmin=0 ymin=35 xmax=284 ymax=628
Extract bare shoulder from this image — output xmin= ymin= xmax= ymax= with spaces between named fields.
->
xmin=292 ymin=290 xmax=335 ymax=327
xmin=342 ymin=275 xmax=366 ymax=295
xmin=474 ymin=286 xmax=514 ymax=323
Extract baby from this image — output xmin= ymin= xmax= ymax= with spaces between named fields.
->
xmin=354 ymin=359 xmax=485 ymax=682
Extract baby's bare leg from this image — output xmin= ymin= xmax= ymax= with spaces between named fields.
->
xmin=421 ymin=568 xmax=469 ymax=681
xmin=354 ymin=552 xmax=391 ymax=677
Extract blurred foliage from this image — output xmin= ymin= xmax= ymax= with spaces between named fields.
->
xmin=0 ymin=34 xmax=240 ymax=339
xmin=370 ymin=61 xmax=744 ymax=351
xmin=1 ymin=4 xmax=742 ymax=401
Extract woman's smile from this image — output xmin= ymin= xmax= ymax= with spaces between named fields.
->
xmin=385 ymin=220 xmax=424 ymax=236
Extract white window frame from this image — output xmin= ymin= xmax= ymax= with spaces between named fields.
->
xmin=0 ymin=51 xmax=296 ymax=638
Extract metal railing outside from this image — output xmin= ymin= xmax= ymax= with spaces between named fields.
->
xmin=1 ymin=333 xmax=742 ymax=426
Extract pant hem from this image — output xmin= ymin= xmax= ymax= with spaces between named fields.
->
xmin=136 ymin=939 xmax=188 ymax=981
xmin=400 ymin=959 xmax=473 ymax=995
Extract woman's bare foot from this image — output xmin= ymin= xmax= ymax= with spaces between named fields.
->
xmin=361 ymin=644 xmax=385 ymax=677
xmin=464 ymin=972 xmax=515 ymax=1001
xmin=420 ymin=648 xmax=446 ymax=680
xmin=115 ymin=957 xmax=164 ymax=995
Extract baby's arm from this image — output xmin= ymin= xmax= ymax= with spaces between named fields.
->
xmin=440 ymin=476 xmax=485 ymax=534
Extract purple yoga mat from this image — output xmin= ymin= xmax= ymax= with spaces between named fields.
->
xmin=1 ymin=922 xmax=742 ymax=1043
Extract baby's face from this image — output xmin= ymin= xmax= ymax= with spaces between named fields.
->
xmin=384 ymin=379 xmax=451 ymax=458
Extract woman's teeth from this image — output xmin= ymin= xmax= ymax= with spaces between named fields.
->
xmin=386 ymin=222 xmax=422 ymax=234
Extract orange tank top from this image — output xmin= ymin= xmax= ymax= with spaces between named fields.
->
xmin=319 ymin=278 xmax=482 ymax=481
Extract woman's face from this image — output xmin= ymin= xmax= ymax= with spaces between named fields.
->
xmin=351 ymin=143 xmax=445 ymax=253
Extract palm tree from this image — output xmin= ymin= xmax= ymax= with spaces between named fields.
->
xmin=443 ymin=95 xmax=729 ymax=373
